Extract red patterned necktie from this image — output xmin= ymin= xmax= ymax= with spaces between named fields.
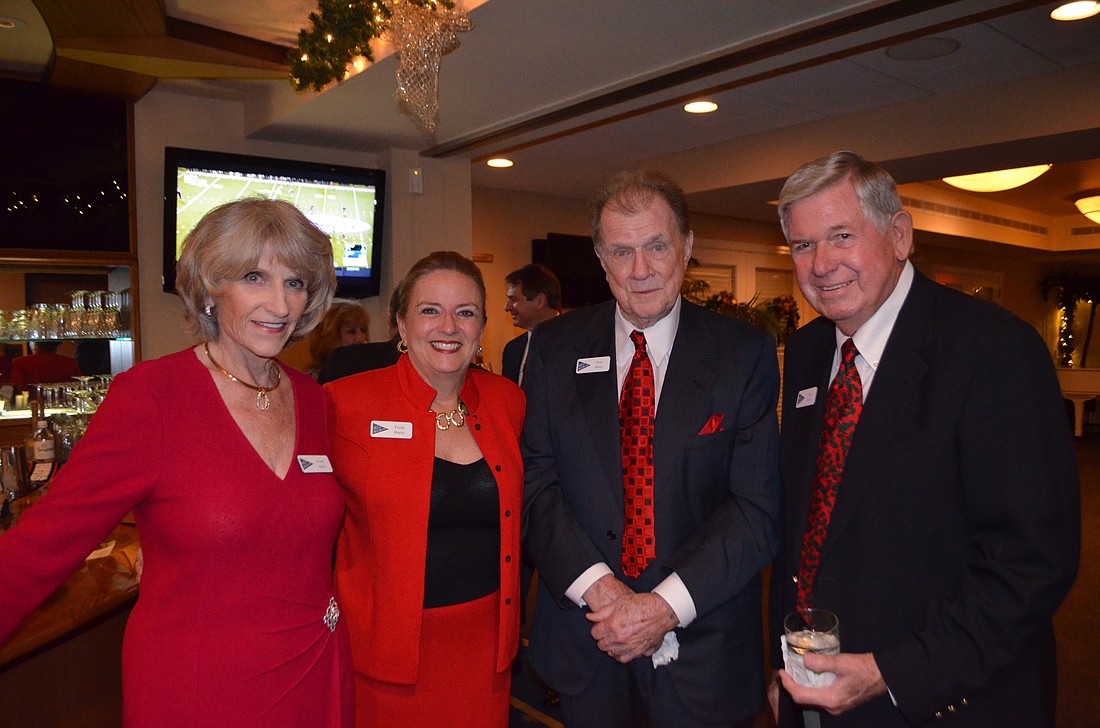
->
xmin=620 ymin=330 xmax=656 ymax=578
xmin=797 ymin=338 xmax=863 ymax=613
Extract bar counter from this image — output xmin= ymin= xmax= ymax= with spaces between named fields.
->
xmin=0 ymin=493 xmax=140 ymax=726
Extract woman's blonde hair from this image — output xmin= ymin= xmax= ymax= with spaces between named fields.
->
xmin=176 ymin=198 xmax=337 ymax=344
xmin=307 ymin=298 xmax=371 ymax=369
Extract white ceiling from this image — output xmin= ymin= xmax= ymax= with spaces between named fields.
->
xmin=4 ymin=0 xmax=1100 ymax=244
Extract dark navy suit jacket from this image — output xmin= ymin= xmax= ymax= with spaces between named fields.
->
xmin=771 ymin=271 xmax=1079 ymax=727
xmin=522 ymin=298 xmax=781 ymax=724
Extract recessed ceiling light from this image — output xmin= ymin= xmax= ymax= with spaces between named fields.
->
xmin=942 ymin=164 xmax=1052 ymax=192
xmin=0 ymin=17 xmax=25 ymax=30
xmin=486 ymin=158 xmax=513 ymax=168
xmin=885 ymin=37 xmax=961 ymax=61
xmin=1051 ymin=2 xmax=1100 ymax=21
xmin=683 ymin=100 xmax=718 ymax=114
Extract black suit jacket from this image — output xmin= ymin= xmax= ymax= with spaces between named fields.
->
xmin=771 ymin=271 xmax=1080 ymax=727
xmin=522 ymin=299 xmax=781 ymax=724
xmin=501 ymin=332 xmax=528 ymax=384
xmin=316 ymin=337 xmax=402 ymax=385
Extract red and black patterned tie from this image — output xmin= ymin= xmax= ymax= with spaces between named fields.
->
xmin=797 ymin=338 xmax=863 ymax=613
xmin=620 ymin=330 xmax=656 ymax=578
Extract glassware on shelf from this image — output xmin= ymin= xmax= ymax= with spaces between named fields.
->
xmin=86 ymin=291 xmax=106 ymax=337
xmin=50 ymin=413 xmax=89 ymax=464
xmin=24 ymin=306 xmax=41 ymax=340
xmin=68 ymin=291 xmax=87 ymax=338
xmin=2 ymin=289 xmax=131 ymax=342
xmin=71 ymin=376 xmax=97 ymax=415
xmin=104 ymin=291 xmax=123 ymax=338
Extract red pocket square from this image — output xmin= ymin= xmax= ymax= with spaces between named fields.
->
xmin=698 ymin=413 xmax=724 ymax=435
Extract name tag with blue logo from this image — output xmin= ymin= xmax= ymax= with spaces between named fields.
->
xmin=297 ymin=455 xmax=333 ymax=473
xmin=370 ymin=420 xmax=413 ymax=439
xmin=576 ymin=356 xmax=611 ymax=374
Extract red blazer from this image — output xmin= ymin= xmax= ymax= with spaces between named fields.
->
xmin=325 ymin=355 xmax=525 ymax=684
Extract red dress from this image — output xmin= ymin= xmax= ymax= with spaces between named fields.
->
xmin=0 ymin=348 xmax=354 ymax=727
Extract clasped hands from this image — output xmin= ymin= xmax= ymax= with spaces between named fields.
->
xmin=583 ymin=573 xmax=678 ymax=664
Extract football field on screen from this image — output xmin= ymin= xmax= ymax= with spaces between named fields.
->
xmin=174 ymin=170 xmax=377 ymax=269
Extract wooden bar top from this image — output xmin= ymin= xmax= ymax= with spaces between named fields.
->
xmin=0 ymin=496 xmax=140 ymax=668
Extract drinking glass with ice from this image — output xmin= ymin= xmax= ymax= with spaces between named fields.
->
xmin=783 ymin=609 xmax=840 ymax=688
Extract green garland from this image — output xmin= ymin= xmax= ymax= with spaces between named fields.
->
xmin=289 ymin=0 xmax=454 ymax=92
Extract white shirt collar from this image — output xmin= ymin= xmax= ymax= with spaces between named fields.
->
xmin=841 ymin=260 xmax=914 ymax=371
xmin=615 ymin=297 xmax=681 ymax=369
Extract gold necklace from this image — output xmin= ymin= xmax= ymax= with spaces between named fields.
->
xmin=204 ymin=343 xmax=282 ymax=411
xmin=431 ymin=401 xmax=468 ymax=430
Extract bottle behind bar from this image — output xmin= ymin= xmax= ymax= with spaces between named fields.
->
xmin=29 ymin=404 xmax=57 ymax=487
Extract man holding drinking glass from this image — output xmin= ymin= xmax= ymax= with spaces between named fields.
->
xmin=768 ymin=151 xmax=1079 ymax=728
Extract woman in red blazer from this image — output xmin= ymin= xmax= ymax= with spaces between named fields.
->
xmin=325 ymin=251 xmax=524 ymax=728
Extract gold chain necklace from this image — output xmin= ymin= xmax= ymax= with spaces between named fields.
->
xmin=204 ymin=343 xmax=282 ymax=411
xmin=432 ymin=401 xmax=468 ymax=430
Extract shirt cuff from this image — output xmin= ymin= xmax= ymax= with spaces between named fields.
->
xmin=652 ymin=572 xmax=696 ymax=627
xmin=566 ymin=563 xmax=614 ymax=607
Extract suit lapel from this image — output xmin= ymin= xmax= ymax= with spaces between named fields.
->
xmin=818 ymin=273 xmax=934 ymax=561
xmin=652 ymin=303 xmax=719 ymax=487
xmin=783 ymin=322 xmax=838 ymax=540
xmin=568 ymin=303 xmax=623 ymax=494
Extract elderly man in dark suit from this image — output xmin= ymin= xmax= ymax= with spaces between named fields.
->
xmin=768 ymin=151 xmax=1079 ymax=728
xmin=522 ymin=170 xmax=781 ymax=727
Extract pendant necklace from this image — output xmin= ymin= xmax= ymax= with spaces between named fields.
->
xmin=432 ymin=401 xmax=468 ymax=430
xmin=204 ymin=343 xmax=282 ymax=411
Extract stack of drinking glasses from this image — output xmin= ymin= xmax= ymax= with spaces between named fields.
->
xmin=0 ymin=290 xmax=130 ymax=341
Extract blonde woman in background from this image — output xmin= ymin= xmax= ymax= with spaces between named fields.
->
xmin=307 ymin=298 xmax=370 ymax=378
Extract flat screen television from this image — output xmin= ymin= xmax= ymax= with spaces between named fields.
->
xmin=162 ymin=147 xmax=386 ymax=298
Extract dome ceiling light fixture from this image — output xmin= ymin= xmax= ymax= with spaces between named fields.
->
xmin=486 ymin=158 xmax=513 ymax=168
xmin=941 ymin=164 xmax=1052 ymax=192
xmin=683 ymin=100 xmax=718 ymax=114
xmin=1075 ymin=195 xmax=1100 ymax=224
xmin=1051 ymin=2 xmax=1100 ymax=21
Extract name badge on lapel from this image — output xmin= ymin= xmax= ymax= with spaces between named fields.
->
xmin=796 ymin=387 xmax=818 ymax=408
xmin=297 ymin=455 xmax=333 ymax=473
xmin=370 ymin=420 xmax=413 ymax=439
xmin=576 ymin=356 xmax=611 ymax=374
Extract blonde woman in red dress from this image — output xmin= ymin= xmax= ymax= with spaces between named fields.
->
xmin=0 ymin=199 xmax=353 ymax=727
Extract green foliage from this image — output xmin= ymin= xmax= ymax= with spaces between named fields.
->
xmin=289 ymin=0 xmax=454 ymax=92
xmin=682 ymin=277 xmax=800 ymax=345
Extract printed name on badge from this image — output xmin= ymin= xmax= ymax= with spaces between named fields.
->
xmin=297 ymin=455 xmax=333 ymax=473
xmin=370 ymin=420 xmax=413 ymax=439
xmin=576 ymin=356 xmax=611 ymax=374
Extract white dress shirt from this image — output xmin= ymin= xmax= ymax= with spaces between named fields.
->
xmin=565 ymin=297 xmax=698 ymax=628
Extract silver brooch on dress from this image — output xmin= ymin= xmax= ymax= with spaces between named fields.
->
xmin=323 ymin=597 xmax=341 ymax=632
